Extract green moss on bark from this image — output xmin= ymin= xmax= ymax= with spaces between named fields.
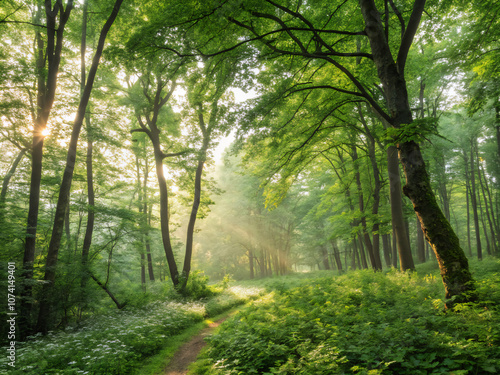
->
xmin=399 ymin=140 xmax=476 ymax=308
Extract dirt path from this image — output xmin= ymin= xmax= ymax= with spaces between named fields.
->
xmin=163 ymin=317 xmax=227 ymax=375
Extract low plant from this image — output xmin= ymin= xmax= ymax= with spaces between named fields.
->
xmin=200 ymin=258 xmax=500 ymax=374
xmin=0 ymin=283 xmax=265 ymax=374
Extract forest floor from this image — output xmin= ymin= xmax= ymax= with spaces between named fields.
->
xmin=163 ymin=316 xmax=228 ymax=375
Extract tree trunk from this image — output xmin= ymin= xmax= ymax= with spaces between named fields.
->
xmin=89 ymin=273 xmax=126 ymax=309
xmin=381 ymin=233 xmax=392 ymax=267
xmin=154 ymin=147 xmax=180 ymax=284
xmin=142 ymin=157 xmax=155 ymax=282
xmin=360 ymin=0 xmax=475 ymax=305
xmin=351 ymin=144 xmax=380 ymax=270
xmin=416 ymin=215 xmax=426 ymax=263
xmin=399 ymin=140 xmax=476 ymax=303
xmin=495 ymin=102 xmax=500 ymax=178
xmin=81 ymin=129 xmax=94 ymax=288
xmin=330 ymin=240 xmax=343 ymax=272
xmin=387 ymin=146 xmax=415 ymax=270
xmin=36 ymin=0 xmax=123 ymax=334
xmin=358 ymin=235 xmax=368 ymax=269
xmin=248 ymin=248 xmax=254 ymax=279
xmin=391 ymin=230 xmax=398 ymax=268
xmin=81 ymin=0 xmax=94 ymax=293
xmin=182 ymin=142 xmax=208 ymax=286
xmin=476 ymin=147 xmax=498 ymax=254
xmin=464 ymin=151 xmax=473 ymax=256
xmin=359 ymin=106 xmax=383 ymax=270
xmin=478 ymin=195 xmax=491 ymax=256
xmin=320 ymin=245 xmax=330 ymax=270
xmin=469 ymin=141 xmax=482 ymax=260
xmin=481 ymin=163 xmax=500 ymax=253
xmin=141 ymin=253 xmax=146 ymax=287
xmin=21 ymin=1 xmax=73 ymax=338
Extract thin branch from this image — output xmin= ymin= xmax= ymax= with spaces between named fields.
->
xmin=0 ymin=20 xmax=49 ymax=29
xmin=388 ymin=0 xmax=405 ymax=39
xmin=161 ymin=150 xmax=190 ymax=159
xmin=284 ymin=84 xmax=367 ymax=99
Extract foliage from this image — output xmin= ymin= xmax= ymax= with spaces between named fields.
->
xmin=0 ymin=284 xmax=265 ymax=375
xmin=178 ymin=270 xmax=216 ymax=299
xmin=199 ymin=258 xmax=500 ymax=374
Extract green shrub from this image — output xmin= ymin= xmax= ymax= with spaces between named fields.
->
xmin=203 ymin=260 xmax=500 ymax=374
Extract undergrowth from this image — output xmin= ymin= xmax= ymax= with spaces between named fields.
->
xmin=0 ymin=278 xmax=264 ymax=375
xmin=195 ymin=258 xmax=500 ymax=375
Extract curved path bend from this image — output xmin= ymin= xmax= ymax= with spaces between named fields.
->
xmin=163 ymin=317 xmax=227 ymax=375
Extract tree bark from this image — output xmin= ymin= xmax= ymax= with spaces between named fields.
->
xmin=391 ymin=230 xmax=398 ymax=268
xmin=416 ymin=215 xmax=426 ymax=263
xmin=21 ymin=0 xmax=73 ymax=339
xmin=248 ymin=248 xmax=254 ymax=279
xmin=153 ymin=144 xmax=180 ymax=284
xmin=359 ymin=106 xmax=383 ymax=270
xmin=469 ymin=140 xmax=482 ymax=260
xmin=351 ymin=144 xmax=380 ymax=270
xmin=381 ymin=233 xmax=392 ymax=267
xmin=36 ymin=0 xmax=123 ymax=334
xmin=476 ymin=146 xmax=498 ymax=254
xmin=182 ymin=111 xmax=210 ymax=287
xmin=358 ymin=235 xmax=368 ymax=269
xmin=81 ymin=125 xmax=94 ymax=276
xmin=81 ymin=0 xmax=94 ymax=292
xmin=320 ymin=245 xmax=331 ymax=270
xmin=89 ymin=273 xmax=126 ymax=309
xmin=360 ymin=0 xmax=475 ymax=306
xmin=464 ymin=151 xmax=473 ymax=256
xmin=387 ymin=146 xmax=415 ymax=270
xmin=330 ymin=239 xmax=343 ymax=272
xmin=399 ymin=140 xmax=475 ymax=303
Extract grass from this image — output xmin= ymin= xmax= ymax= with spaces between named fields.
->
xmin=3 ymin=258 xmax=498 ymax=375
xmin=134 ymin=307 xmax=242 ymax=375
xmin=191 ymin=257 xmax=500 ymax=375
xmin=0 ymin=283 xmax=265 ymax=375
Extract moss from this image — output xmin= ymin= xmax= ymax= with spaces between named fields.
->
xmin=399 ymin=140 xmax=476 ymax=308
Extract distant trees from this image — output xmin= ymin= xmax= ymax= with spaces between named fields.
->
xmin=1 ymin=0 xmax=499 ymax=339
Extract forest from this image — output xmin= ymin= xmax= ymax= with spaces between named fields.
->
xmin=0 ymin=0 xmax=499 ymax=373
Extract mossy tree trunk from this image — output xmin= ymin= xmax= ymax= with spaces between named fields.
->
xmin=399 ymin=141 xmax=475 ymax=304
xmin=360 ymin=0 xmax=476 ymax=306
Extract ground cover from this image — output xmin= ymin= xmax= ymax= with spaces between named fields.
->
xmin=193 ymin=258 xmax=500 ymax=374
xmin=0 ymin=283 xmax=264 ymax=375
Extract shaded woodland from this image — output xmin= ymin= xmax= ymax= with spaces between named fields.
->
xmin=0 ymin=0 xmax=499 ymax=343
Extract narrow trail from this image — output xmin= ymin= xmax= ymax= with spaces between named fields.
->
xmin=163 ymin=316 xmax=227 ymax=375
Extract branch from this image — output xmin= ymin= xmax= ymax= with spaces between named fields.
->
xmin=130 ymin=128 xmax=148 ymax=134
xmin=251 ymin=11 xmax=308 ymax=54
xmin=159 ymin=80 xmax=177 ymax=108
xmin=0 ymin=20 xmax=49 ymax=29
xmin=161 ymin=150 xmax=190 ymax=160
xmin=397 ymin=0 xmax=426 ymax=75
xmin=388 ymin=0 xmax=405 ymax=39
xmin=285 ymin=84 xmax=367 ymax=99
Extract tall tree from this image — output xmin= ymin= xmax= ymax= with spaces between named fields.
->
xmin=37 ymin=0 xmax=124 ymax=334
xmin=20 ymin=0 xmax=73 ymax=337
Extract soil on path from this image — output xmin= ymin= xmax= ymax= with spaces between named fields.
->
xmin=163 ymin=317 xmax=227 ymax=375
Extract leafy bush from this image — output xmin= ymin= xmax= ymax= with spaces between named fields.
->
xmin=178 ymin=270 xmax=216 ymax=299
xmin=202 ymin=259 xmax=500 ymax=374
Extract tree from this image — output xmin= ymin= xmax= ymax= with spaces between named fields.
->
xmin=185 ymin=0 xmax=475 ymax=304
xmin=37 ymin=0 xmax=124 ymax=334
xmin=19 ymin=0 xmax=73 ymax=337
